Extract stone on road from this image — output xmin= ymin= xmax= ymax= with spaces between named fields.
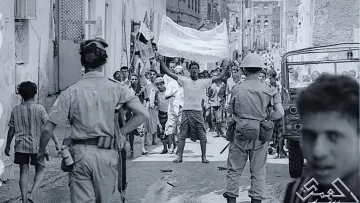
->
xmin=0 ymin=132 xmax=291 ymax=203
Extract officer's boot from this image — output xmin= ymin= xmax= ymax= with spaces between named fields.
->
xmin=251 ymin=198 xmax=261 ymax=203
xmin=226 ymin=197 xmax=236 ymax=203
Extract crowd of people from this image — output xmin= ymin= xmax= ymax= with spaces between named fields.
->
xmin=110 ymin=51 xmax=283 ymax=159
xmin=3 ymin=37 xmax=359 ymax=203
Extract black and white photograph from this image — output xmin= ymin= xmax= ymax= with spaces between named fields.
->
xmin=0 ymin=0 xmax=359 ymax=202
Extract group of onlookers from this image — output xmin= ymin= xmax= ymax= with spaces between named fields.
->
xmin=112 ymin=54 xmax=284 ymax=156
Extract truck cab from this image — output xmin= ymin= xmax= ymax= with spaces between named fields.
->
xmin=280 ymin=43 xmax=360 ymax=178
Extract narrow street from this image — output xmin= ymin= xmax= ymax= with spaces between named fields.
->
xmin=0 ymin=132 xmax=291 ymax=203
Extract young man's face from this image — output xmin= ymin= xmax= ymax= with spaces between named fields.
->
xmin=258 ymin=73 xmax=266 ymax=81
xmin=145 ymin=72 xmax=150 ymax=79
xmin=174 ymin=69 xmax=183 ymax=76
xmin=120 ymin=69 xmax=129 ymax=80
xmin=130 ymin=76 xmax=138 ymax=85
xmin=114 ymin=72 xmax=121 ymax=81
xmin=231 ymin=68 xmax=239 ymax=80
xmin=300 ymin=112 xmax=359 ymax=185
xmin=240 ymin=74 xmax=246 ymax=82
xmin=169 ymin=62 xmax=176 ymax=72
xmin=156 ymin=82 xmax=166 ymax=92
xmin=189 ymin=65 xmax=199 ymax=77
xmin=212 ymin=72 xmax=219 ymax=79
xmin=149 ymin=71 xmax=157 ymax=82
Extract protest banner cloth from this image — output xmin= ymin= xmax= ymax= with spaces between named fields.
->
xmin=157 ymin=15 xmax=230 ymax=63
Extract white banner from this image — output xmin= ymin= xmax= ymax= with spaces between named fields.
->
xmin=157 ymin=15 xmax=230 ymax=62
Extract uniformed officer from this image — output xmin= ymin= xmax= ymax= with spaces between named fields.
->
xmin=37 ymin=38 xmax=149 ymax=203
xmin=223 ymin=53 xmax=285 ymax=203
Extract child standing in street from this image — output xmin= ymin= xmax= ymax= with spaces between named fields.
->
xmin=4 ymin=81 xmax=60 ymax=203
xmin=155 ymin=77 xmax=170 ymax=154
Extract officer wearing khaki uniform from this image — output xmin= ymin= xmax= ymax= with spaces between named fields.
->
xmin=37 ymin=38 xmax=149 ymax=203
xmin=223 ymin=53 xmax=284 ymax=203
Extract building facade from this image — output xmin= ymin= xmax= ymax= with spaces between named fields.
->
xmin=0 ymin=0 xmax=166 ymax=181
xmin=252 ymin=0 xmax=281 ymax=50
xmin=286 ymin=0 xmax=359 ymax=51
xmin=166 ymin=0 xmax=202 ymax=29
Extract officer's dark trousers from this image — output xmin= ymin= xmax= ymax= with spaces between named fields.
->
xmin=225 ymin=135 xmax=268 ymax=200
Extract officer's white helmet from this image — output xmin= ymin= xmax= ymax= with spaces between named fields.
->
xmin=240 ymin=53 xmax=265 ymax=69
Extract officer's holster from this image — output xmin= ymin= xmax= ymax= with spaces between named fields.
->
xmin=259 ymin=120 xmax=274 ymax=142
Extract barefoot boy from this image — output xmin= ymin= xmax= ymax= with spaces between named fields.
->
xmin=4 ymin=81 xmax=60 ymax=203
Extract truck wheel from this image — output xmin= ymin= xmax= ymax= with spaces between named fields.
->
xmin=288 ymin=140 xmax=304 ymax=178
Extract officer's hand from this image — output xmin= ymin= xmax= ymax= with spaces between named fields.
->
xmin=4 ymin=147 xmax=10 ymax=156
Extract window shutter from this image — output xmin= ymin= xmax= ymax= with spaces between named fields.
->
xmin=15 ymin=0 xmax=37 ymax=20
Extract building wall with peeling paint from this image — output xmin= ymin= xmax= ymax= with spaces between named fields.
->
xmin=0 ymin=0 xmax=54 ymax=181
xmin=312 ymin=0 xmax=359 ymax=46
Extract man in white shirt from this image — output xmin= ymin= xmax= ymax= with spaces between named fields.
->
xmin=120 ymin=66 xmax=130 ymax=85
xmin=164 ymin=66 xmax=184 ymax=154
xmin=163 ymin=61 xmax=176 ymax=86
xmin=156 ymin=52 xmax=230 ymax=163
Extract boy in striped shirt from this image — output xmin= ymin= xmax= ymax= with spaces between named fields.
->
xmin=4 ymin=81 xmax=60 ymax=203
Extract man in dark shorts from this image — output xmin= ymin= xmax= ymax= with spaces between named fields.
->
xmin=156 ymin=52 xmax=230 ymax=163
xmin=283 ymin=74 xmax=359 ymax=203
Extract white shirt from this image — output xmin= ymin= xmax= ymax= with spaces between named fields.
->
xmin=177 ymin=76 xmax=212 ymax=111
xmin=163 ymin=74 xmax=175 ymax=87
xmin=165 ymin=80 xmax=184 ymax=116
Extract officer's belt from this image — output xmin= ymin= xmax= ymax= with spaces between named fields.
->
xmin=72 ymin=138 xmax=99 ymax=146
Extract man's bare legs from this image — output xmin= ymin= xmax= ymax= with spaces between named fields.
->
xmin=28 ymin=164 xmax=45 ymax=202
xmin=140 ymin=136 xmax=148 ymax=154
xmin=173 ymin=139 xmax=185 ymax=163
xmin=200 ymin=142 xmax=209 ymax=163
xmin=173 ymin=140 xmax=209 ymax=163
xmin=19 ymin=164 xmax=29 ymax=203
xmin=152 ymin=132 xmax=158 ymax=145
xmin=169 ymin=134 xmax=177 ymax=154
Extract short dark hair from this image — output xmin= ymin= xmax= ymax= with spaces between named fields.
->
xmin=149 ymin=69 xmax=158 ymax=75
xmin=120 ymin=66 xmax=128 ymax=71
xmin=297 ymin=74 xmax=359 ymax=125
xmin=18 ymin=81 xmax=37 ymax=100
xmin=267 ymin=69 xmax=277 ymax=78
xmin=189 ymin=62 xmax=200 ymax=70
xmin=129 ymin=73 xmax=138 ymax=78
xmin=113 ymin=71 xmax=120 ymax=79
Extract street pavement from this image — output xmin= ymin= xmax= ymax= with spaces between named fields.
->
xmin=0 ymin=132 xmax=291 ymax=203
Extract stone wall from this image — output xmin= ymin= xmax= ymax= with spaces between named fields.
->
xmin=0 ymin=0 xmax=54 ymax=181
xmin=312 ymin=0 xmax=359 ymax=46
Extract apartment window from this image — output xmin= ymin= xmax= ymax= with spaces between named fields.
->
xmin=257 ymin=20 xmax=261 ymax=27
xmin=188 ymin=0 xmax=191 ymax=8
xmin=192 ymin=0 xmax=194 ymax=10
xmin=15 ymin=19 xmax=29 ymax=64
xmin=264 ymin=20 xmax=268 ymax=28
xmin=254 ymin=3 xmax=258 ymax=11
xmin=263 ymin=3 xmax=268 ymax=11
xmin=195 ymin=0 xmax=197 ymax=11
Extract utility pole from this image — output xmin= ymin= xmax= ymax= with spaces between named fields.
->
xmin=239 ymin=0 xmax=243 ymax=58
